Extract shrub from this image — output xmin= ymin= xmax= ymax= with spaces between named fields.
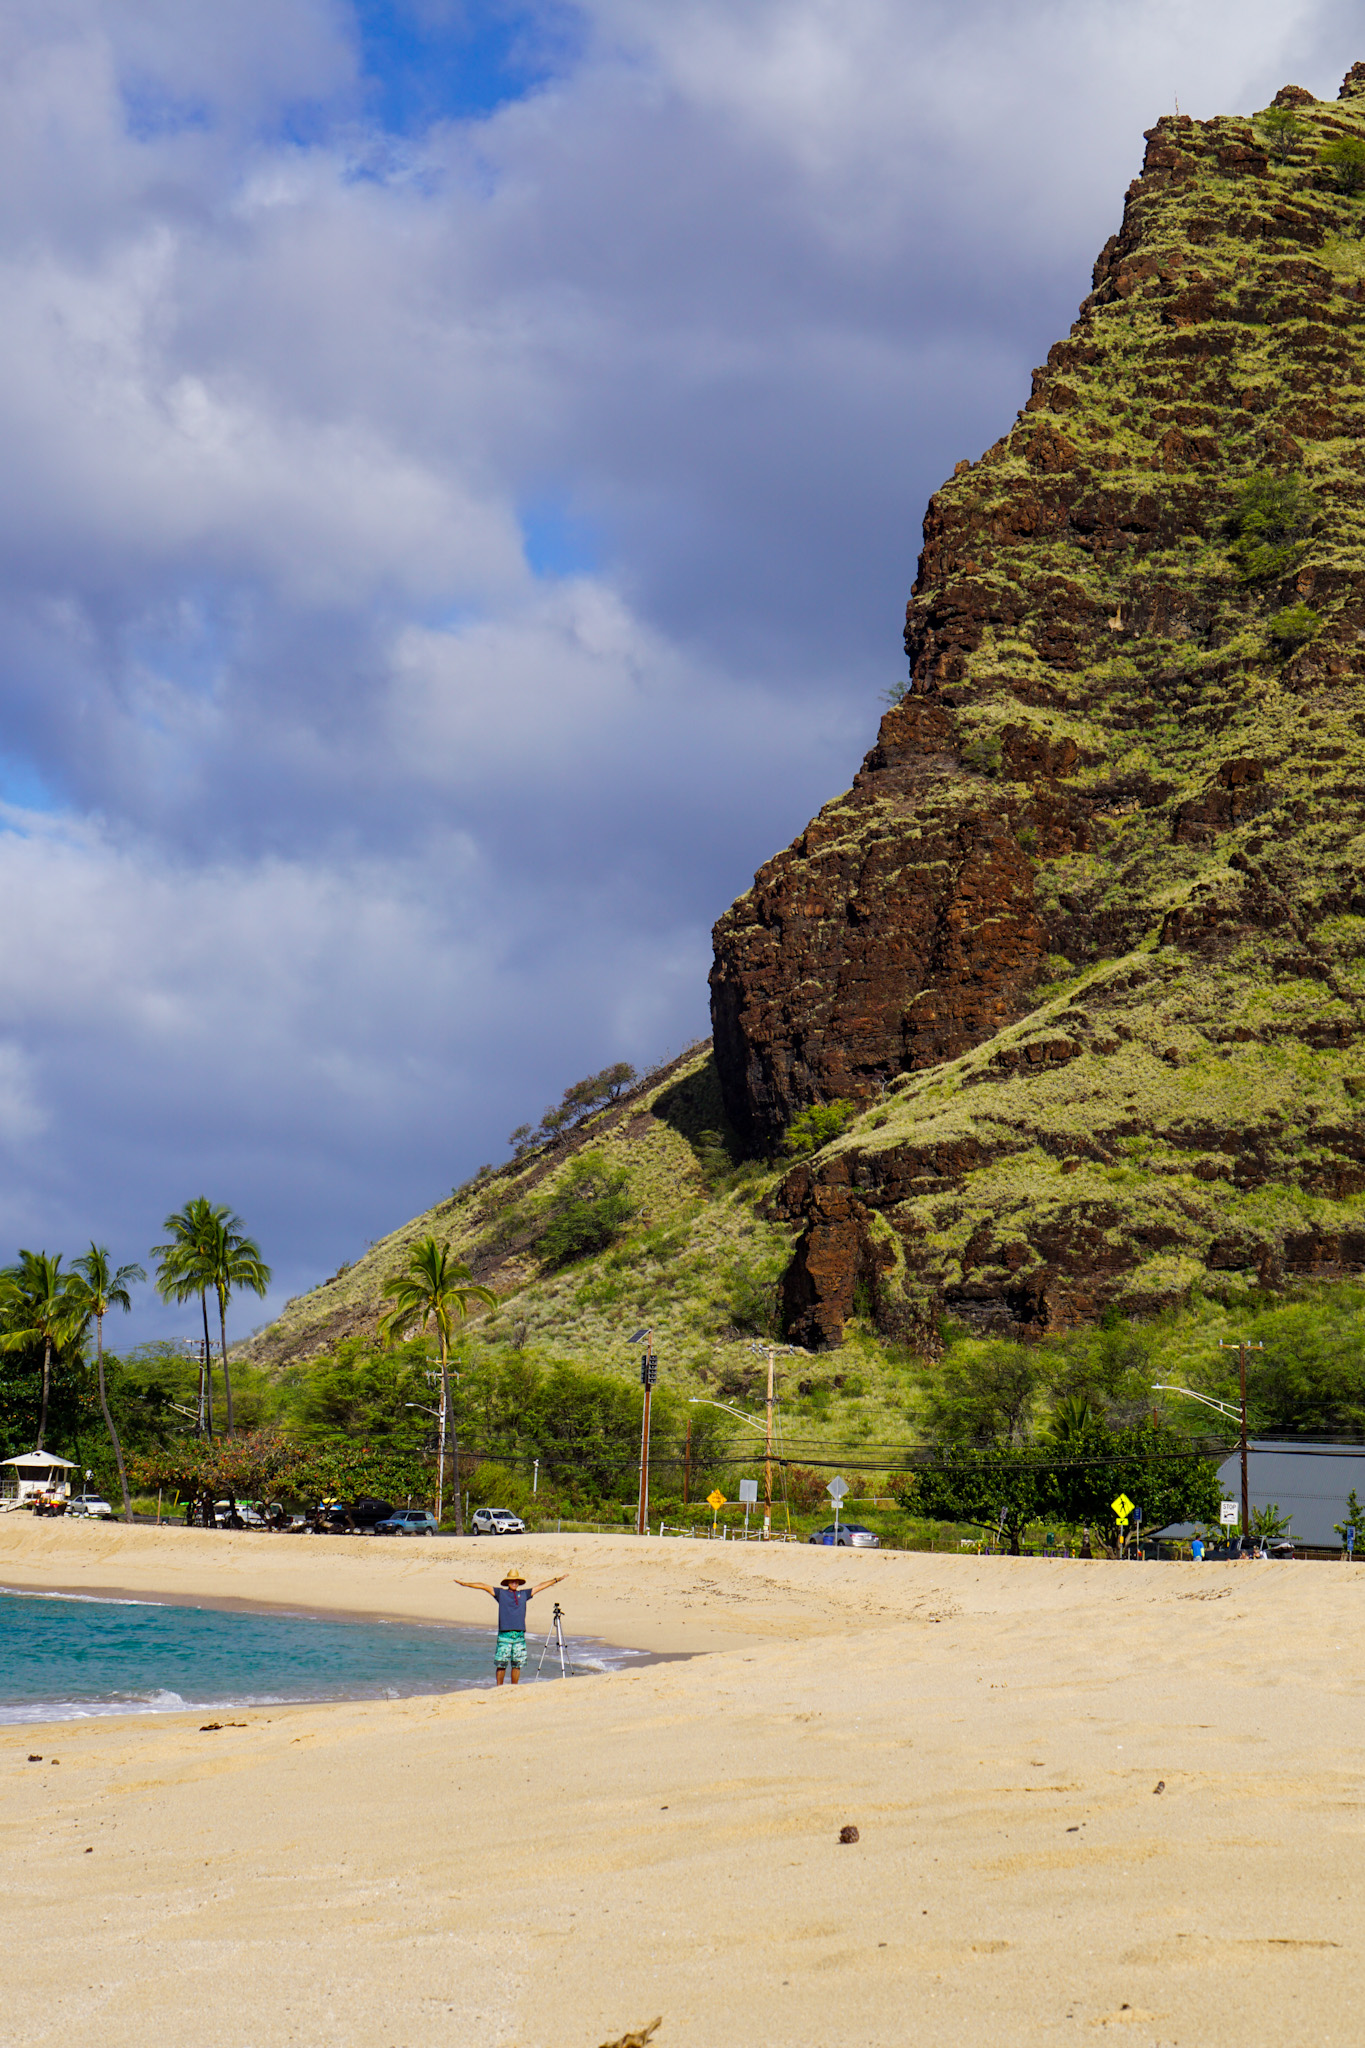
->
xmin=1260 ymin=106 xmax=1301 ymax=161
xmin=1321 ymin=135 xmax=1365 ymax=193
xmin=781 ymin=1099 xmax=859 ymax=1157
xmin=1225 ymin=471 xmax=1316 ymax=584
xmin=1266 ymin=601 xmax=1322 ymax=655
xmin=534 ymin=1153 xmax=635 ymax=1267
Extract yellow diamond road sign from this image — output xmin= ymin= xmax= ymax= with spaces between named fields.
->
xmin=1112 ymin=1492 xmax=1135 ymax=1523
xmin=707 ymin=1489 xmax=727 ymax=1510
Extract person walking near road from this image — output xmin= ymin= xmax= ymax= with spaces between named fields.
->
xmin=454 ymin=1569 xmax=567 ymax=1685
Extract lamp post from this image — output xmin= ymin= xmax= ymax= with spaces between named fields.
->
xmin=689 ymin=1395 xmax=784 ymax=1535
xmin=1154 ymin=1367 xmax=1262 ymax=1541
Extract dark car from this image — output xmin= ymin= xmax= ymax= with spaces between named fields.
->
xmin=807 ymin=1523 xmax=880 ymax=1548
xmin=318 ymin=1497 xmax=395 ymax=1533
xmin=374 ymin=1509 xmax=438 ymax=1537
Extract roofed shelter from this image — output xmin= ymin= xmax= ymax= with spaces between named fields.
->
xmin=1 ymin=1450 xmax=75 ymax=1505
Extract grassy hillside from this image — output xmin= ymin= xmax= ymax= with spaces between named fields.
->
xmin=237 ymin=1048 xmax=923 ymax=1472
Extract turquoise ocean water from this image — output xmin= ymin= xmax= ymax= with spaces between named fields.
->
xmin=0 ymin=1587 xmax=623 ymax=1722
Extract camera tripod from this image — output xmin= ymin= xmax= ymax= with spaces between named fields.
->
xmin=535 ymin=1601 xmax=572 ymax=1680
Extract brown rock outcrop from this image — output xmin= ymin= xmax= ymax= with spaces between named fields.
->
xmin=711 ymin=72 xmax=1365 ymax=1344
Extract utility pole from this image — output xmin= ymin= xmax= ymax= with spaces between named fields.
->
xmin=635 ymin=1328 xmax=657 ymax=1535
xmin=435 ymin=1371 xmax=447 ymax=1528
xmin=683 ymin=1416 xmax=691 ymax=1506
xmin=764 ymin=1344 xmax=775 ymax=1540
xmin=1219 ymin=1339 xmax=1264 ymax=1542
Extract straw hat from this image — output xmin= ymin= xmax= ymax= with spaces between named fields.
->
xmin=500 ymin=1571 xmax=527 ymax=1586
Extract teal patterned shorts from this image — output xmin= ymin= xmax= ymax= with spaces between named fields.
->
xmin=495 ymin=1630 xmax=527 ymax=1668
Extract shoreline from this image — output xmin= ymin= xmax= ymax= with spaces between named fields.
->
xmin=5 ymin=1519 xmax=1365 ymax=2044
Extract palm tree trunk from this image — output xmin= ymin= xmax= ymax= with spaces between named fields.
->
xmin=218 ymin=1290 xmax=235 ymax=1438
xmin=200 ymin=1291 xmax=215 ymax=1439
xmin=95 ymin=1312 xmax=133 ymax=1522
xmin=36 ymin=1335 xmax=51 ymax=1451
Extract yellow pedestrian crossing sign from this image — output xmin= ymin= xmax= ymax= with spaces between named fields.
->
xmin=1111 ymin=1493 xmax=1134 ymax=1524
xmin=707 ymin=1489 xmax=727 ymax=1510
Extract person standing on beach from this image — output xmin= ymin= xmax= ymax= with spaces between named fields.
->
xmin=453 ymin=1569 xmax=567 ymax=1685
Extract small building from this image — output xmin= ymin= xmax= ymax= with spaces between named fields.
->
xmin=1216 ymin=1440 xmax=1365 ymax=1548
xmin=0 ymin=1450 xmax=76 ymax=1506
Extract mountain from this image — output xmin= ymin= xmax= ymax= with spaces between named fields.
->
xmin=712 ymin=67 xmax=1365 ymax=1348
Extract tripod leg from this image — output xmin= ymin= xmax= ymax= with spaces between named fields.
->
xmin=557 ymin=1614 xmax=567 ymax=1679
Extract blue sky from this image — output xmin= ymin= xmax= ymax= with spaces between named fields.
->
xmin=354 ymin=0 xmax=582 ymax=129
xmin=0 ymin=0 xmax=1358 ymax=1344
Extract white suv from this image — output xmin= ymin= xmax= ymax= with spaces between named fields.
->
xmin=471 ymin=1506 xmax=526 ymax=1535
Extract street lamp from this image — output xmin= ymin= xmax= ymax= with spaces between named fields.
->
xmin=689 ymin=1396 xmax=784 ymax=1536
xmin=746 ymin=1341 xmax=800 ymax=1538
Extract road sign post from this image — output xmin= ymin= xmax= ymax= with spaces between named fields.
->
xmin=1111 ymin=1492 xmax=1134 ymax=1558
xmin=738 ymin=1476 xmax=758 ymax=1539
xmin=828 ymin=1474 xmax=848 ymax=1546
xmin=707 ymin=1488 xmax=726 ymax=1538
xmin=1219 ymin=1499 xmax=1238 ymax=1527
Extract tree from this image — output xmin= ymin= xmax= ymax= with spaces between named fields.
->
xmin=203 ymin=1213 xmax=270 ymax=1438
xmin=913 ymin=1339 xmax=1054 ymax=1447
xmin=131 ymin=1426 xmax=306 ymax=1524
xmin=153 ymin=1198 xmax=229 ymax=1437
xmin=70 ymin=1245 xmax=145 ymax=1521
xmin=378 ymin=1238 xmax=495 ymax=1534
xmin=900 ymin=1444 xmax=1061 ymax=1555
xmin=1225 ymin=470 xmax=1317 ymax=584
xmin=1261 ymin=106 xmax=1301 ymax=161
xmin=0 ymin=1251 xmax=86 ymax=1451
xmin=534 ymin=1153 xmax=635 ymax=1267
xmin=1321 ymin=134 xmax=1365 ymax=193
xmin=1333 ymin=1487 xmax=1365 ymax=1554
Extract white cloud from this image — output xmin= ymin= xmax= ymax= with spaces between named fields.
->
xmin=0 ymin=0 xmax=1356 ymax=1330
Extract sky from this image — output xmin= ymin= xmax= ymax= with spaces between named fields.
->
xmin=0 ymin=0 xmax=1358 ymax=1344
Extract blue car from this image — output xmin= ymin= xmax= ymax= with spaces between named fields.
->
xmin=374 ymin=1510 xmax=438 ymax=1537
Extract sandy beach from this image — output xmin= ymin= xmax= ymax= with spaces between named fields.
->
xmin=2 ymin=1521 xmax=1363 ymax=2047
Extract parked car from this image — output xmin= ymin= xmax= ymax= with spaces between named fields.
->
xmin=471 ymin=1506 xmax=526 ymax=1535
xmin=808 ymin=1523 xmax=880 ymax=1548
xmin=1209 ymin=1534 xmax=1294 ymax=1560
xmin=374 ymin=1509 xmax=439 ymax=1537
xmin=318 ymin=1497 xmax=395 ymax=1533
xmin=67 ymin=1492 xmax=113 ymax=1518
xmin=213 ymin=1499 xmax=267 ymax=1529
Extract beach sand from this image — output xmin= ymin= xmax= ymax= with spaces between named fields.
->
xmin=1 ymin=1519 xmax=1362 ymax=2047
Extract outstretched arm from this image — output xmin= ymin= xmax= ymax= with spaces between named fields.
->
xmin=532 ymin=1574 xmax=568 ymax=1596
xmin=453 ymin=1579 xmax=497 ymax=1597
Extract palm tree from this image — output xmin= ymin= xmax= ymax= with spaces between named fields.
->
xmin=379 ymin=1238 xmax=494 ymax=1534
xmin=0 ymin=1251 xmax=87 ymax=1451
xmin=204 ymin=1213 xmax=270 ymax=1438
xmin=153 ymin=1199 xmax=224 ymax=1438
xmin=71 ymin=1245 xmax=145 ymax=1521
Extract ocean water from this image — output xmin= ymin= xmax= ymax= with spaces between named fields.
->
xmin=0 ymin=1587 xmax=622 ymax=1723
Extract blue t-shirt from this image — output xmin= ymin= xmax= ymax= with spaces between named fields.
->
xmin=496 ymin=1585 xmax=532 ymax=1632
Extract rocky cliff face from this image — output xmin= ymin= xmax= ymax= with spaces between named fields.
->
xmin=712 ymin=69 xmax=1365 ymax=1346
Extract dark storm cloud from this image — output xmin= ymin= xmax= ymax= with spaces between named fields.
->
xmin=0 ymin=0 xmax=1355 ymax=1336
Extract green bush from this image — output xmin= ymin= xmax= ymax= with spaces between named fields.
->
xmin=781 ymin=1099 xmax=858 ymax=1157
xmin=1260 ymin=106 xmax=1302 ymax=162
xmin=1225 ymin=471 xmax=1316 ymax=584
xmin=534 ymin=1153 xmax=635 ymax=1268
xmin=1266 ymin=601 xmax=1322 ymax=655
xmin=1320 ymin=135 xmax=1365 ymax=193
